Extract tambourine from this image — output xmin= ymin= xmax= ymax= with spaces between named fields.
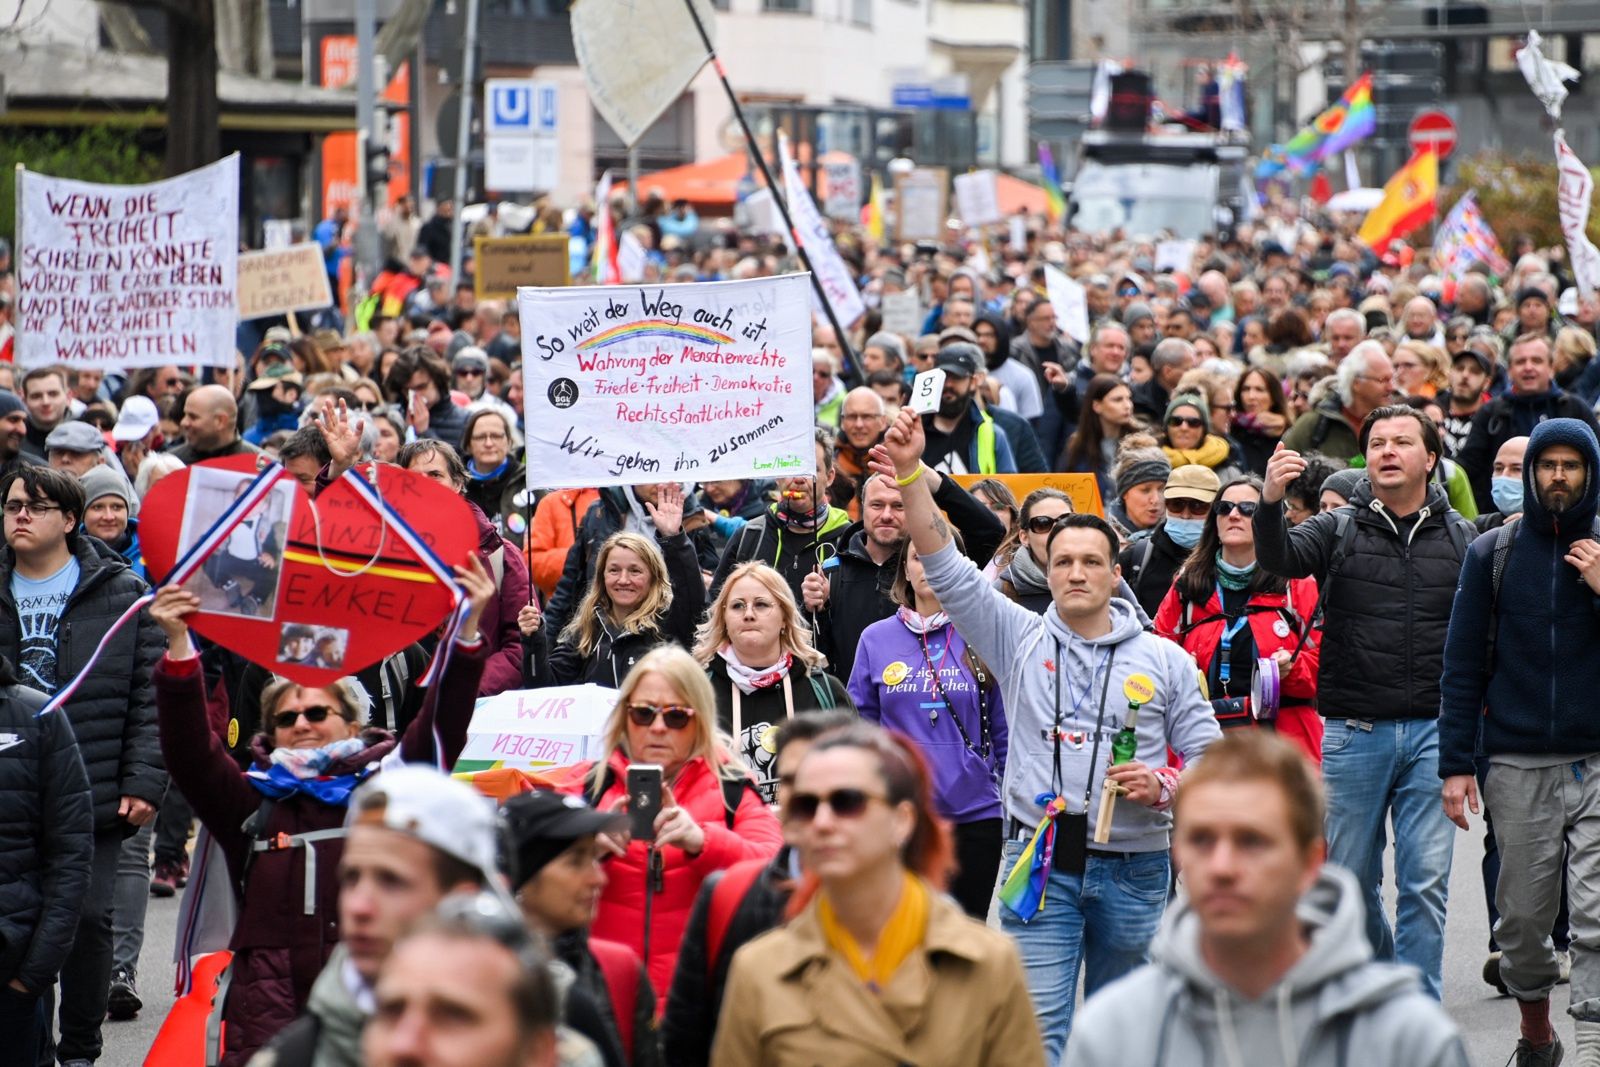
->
xmin=1251 ymin=657 xmax=1281 ymax=722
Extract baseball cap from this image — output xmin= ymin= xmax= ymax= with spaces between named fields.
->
xmin=501 ymin=790 xmax=626 ymax=890
xmin=247 ymin=367 xmax=304 ymax=391
xmin=263 ymin=326 xmax=293 ymax=344
xmin=112 ymin=396 xmax=160 ymax=442
xmin=45 ymin=421 xmax=108 ymax=454
xmin=935 ymin=343 xmax=982 ymax=379
xmin=1165 ymin=464 xmax=1222 ymax=504
xmin=347 ymin=765 xmax=501 ymax=880
xmin=1453 ymin=346 xmax=1494 ymax=375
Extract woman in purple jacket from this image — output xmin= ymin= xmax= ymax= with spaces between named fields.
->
xmin=847 ymin=531 xmax=1008 ymax=918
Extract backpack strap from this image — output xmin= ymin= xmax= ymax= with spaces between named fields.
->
xmin=1128 ymin=536 xmax=1157 ymax=599
xmin=588 ymin=939 xmax=640 ymax=1063
xmin=806 ymin=670 xmax=837 ymax=710
xmin=1485 ymin=515 xmax=1520 ymax=673
xmin=719 ymin=776 xmax=758 ymax=829
xmin=706 ymin=858 xmax=769 ymax=982
xmin=1310 ymin=412 xmax=1333 ymax=449
xmin=250 ymin=826 xmax=349 ymax=916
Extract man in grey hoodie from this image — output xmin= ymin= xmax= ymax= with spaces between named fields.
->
xmin=1067 ymin=731 xmax=1468 ymax=1067
xmin=877 ymin=407 xmax=1220 ymax=1063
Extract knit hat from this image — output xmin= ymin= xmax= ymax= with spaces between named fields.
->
xmin=1114 ymin=444 xmax=1172 ymax=500
xmin=1163 ymin=392 xmax=1208 ymax=426
xmin=1122 ymin=303 xmax=1154 ymax=331
xmin=1515 ymin=286 xmax=1551 ymax=308
xmin=79 ymin=465 xmax=138 ymax=519
xmin=0 ymin=390 xmax=24 ymax=420
xmin=1321 ymin=467 xmax=1366 ymax=504
xmin=452 ymin=346 xmax=490 ymax=373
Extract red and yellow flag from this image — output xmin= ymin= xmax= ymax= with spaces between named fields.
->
xmin=1358 ymin=148 xmax=1438 ymax=250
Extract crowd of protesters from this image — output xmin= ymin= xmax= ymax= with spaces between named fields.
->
xmin=5 ymin=186 xmax=1600 ymax=1067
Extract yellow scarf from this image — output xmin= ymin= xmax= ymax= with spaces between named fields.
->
xmin=817 ymin=872 xmax=929 ymax=989
xmin=1163 ymin=434 xmax=1232 ymax=470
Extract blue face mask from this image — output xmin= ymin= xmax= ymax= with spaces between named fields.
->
xmin=1491 ymin=476 xmax=1524 ymax=516
xmin=1166 ymin=516 xmax=1205 ymax=549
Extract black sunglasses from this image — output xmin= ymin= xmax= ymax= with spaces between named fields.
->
xmin=785 ymin=788 xmax=888 ymax=822
xmin=627 ymin=703 xmax=695 ymax=730
xmin=1024 ymin=513 xmax=1069 ymax=534
xmin=1214 ymin=500 xmax=1260 ymax=518
xmin=273 ymin=705 xmax=341 ymax=730
xmin=1167 ymin=415 xmax=1206 ymax=429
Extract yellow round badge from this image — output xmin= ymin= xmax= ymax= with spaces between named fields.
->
xmin=1123 ymin=673 xmax=1157 ymax=705
xmin=882 ymin=661 xmax=910 ymax=686
xmin=227 ymin=717 xmax=240 ymax=749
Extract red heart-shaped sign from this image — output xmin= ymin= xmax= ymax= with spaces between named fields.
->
xmin=141 ymin=457 xmax=479 ymax=686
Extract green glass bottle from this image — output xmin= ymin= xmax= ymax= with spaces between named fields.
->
xmin=1112 ymin=701 xmax=1141 ymax=765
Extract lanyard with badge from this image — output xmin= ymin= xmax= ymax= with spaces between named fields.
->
xmin=1047 ymin=638 xmax=1117 ymax=875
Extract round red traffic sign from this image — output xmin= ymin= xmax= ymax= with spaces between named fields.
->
xmin=1408 ymin=110 xmax=1457 ymax=158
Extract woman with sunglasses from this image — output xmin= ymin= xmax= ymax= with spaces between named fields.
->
xmin=848 ymin=530 xmax=1006 ymax=919
xmin=1160 ymin=394 xmax=1242 ymax=482
xmin=459 ymin=408 xmax=528 ymax=542
xmin=694 ymin=561 xmax=854 ymax=804
xmin=711 ymin=722 xmax=1043 ymax=1067
xmin=1152 ymin=476 xmax=1323 ymax=763
xmin=571 ymin=646 xmax=782 ymax=1000
xmin=146 ymin=559 xmax=495 ymax=1066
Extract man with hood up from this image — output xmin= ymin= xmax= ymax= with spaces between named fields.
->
xmin=1441 ymin=417 xmax=1600 ymax=1067
xmin=878 ymin=406 xmax=1220 ymax=1063
xmin=1066 ymin=731 xmax=1467 ymax=1067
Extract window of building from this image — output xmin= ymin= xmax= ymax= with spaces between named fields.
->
xmin=763 ymin=0 xmax=813 ymax=12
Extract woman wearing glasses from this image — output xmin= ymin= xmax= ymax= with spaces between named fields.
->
xmin=573 ymin=646 xmax=782 ymax=1001
xmin=459 ymin=408 xmax=528 ymax=542
xmin=1152 ymin=476 xmax=1323 ymax=763
xmin=1159 ymin=393 xmax=1242 ymax=482
xmin=145 ymin=559 xmax=494 ymax=1066
xmin=849 ymin=531 xmax=1006 ymax=919
xmin=694 ymin=562 xmax=853 ymax=804
xmin=711 ymin=722 xmax=1043 ymax=1067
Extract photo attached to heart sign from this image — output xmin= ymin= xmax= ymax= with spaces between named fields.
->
xmin=140 ymin=456 xmax=478 ymax=686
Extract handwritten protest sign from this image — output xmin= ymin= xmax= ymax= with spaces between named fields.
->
xmin=237 ymin=242 xmax=334 ymax=320
xmin=474 ymin=235 xmax=570 ymax=301
xmin=454 ymin=684 xmax=616 ymax=773
xmin=517 ymin=275 xmax=815 ymax=488
xmin=951 ymin=473 xmax=1104 ymax=517
xmin=14 ymin=155 xmax=239 ymax=369
xmin=1044 ymin=264 xmax=1091 ymax=344
xmin=823 ymin=159 xmax=862 ymax=222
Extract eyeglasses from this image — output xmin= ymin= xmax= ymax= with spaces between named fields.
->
xmin=1167 ymin=415 xmax=1206 ymax=430
xmin=469 ymin=431 xmax=508 ymax=444
xmin=2 ymin=500 xmax=62 ymax=517
xmin=1536 ymin=459 xmax=1584 ymax=476
xmin=626 ymin=703 xmax=695 ymax=730
xmin=273 ymin=705 xmax=341 ymax=730
xmin=1024 ymin=513 xmax=1069 ymax=534
xmin=727 ymin=598 xmax=777 ymax=616
xmin=786 ymin=788 xmax=889 ymax=822
xmin=455 ymin=367 xmax=485 ymax=378
xmin=1210 ymin=403 xmax=1237 ymax=414
xmin=1214 ymin=499 xmax=1260 ymax=518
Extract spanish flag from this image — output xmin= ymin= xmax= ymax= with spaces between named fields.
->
xmin=1358 ymin=148 xmax=1438 ymax=250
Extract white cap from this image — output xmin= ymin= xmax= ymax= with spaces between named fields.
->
xmin=112 ymin=396 xmax=160 ymax=442
xmin=346 ymin=765 xmax=500 ymax=880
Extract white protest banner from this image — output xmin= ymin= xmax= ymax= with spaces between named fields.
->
xmin=237 ymin=242 xmax=334 ymax=320
xmin=15 ymin=155 xmax=240 ymax=369
xmin=895 ymin=167 xmax=949 ymax=242
xmin=879 ymin=288 xmax=924 ymax=336
xmin=455 ymin=684 xmax=616 ymax=772
xmin=1008 ymin=214 xmax=1028 ymax=250
xmin=953 ymin=169 xmax=1002 ymax=227
xmin=779 ymin=133 xmax=866 ymax=329
xmin=740 ymin=188 xmax=784 ymax=237
xmin=572 ymin=0 xmax=714 ymax=146
xmin=1155 ymin=238 xmax=1197 ymax=274
xmin=1556 ymin=132 xmax=1600 ymax=298
xmin=1045 ymin=264 xmax=1090 ymax=344
xmin=518 ymin=275 xmax=815 ymax=488
xmin=822 ymin=159 xmax=862 ymax=223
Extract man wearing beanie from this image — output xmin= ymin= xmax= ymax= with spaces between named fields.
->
xmin=502 ymin=790 xmax=657 ymax=1067
xmin=0 ymin=390 xmax=30 ymax=478
xmin=1507 ymin=286 xmax=1561 ymax=347
xmin=1118 ymin=464 xmax=1221 ymax=618
xmin=451 ymin=346 xmax=492 ymax=401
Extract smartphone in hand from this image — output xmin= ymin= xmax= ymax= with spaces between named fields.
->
xmin=627 ymin=764 xmax=663 ymax=842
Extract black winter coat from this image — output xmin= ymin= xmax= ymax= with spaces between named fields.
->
xmin=662 ymin=848 xmax=795 ymax=1067
xmin=0 ymin=671 xmax=93 ymax=993
xmin=0 ymin=537 xmax=165 ymax=832
xmin=546 ymin=488 xmax=719 ymax=637
xmin=554 ymin=929 xmax=661 ymax=1067
xmin=547 ymin=530 xmax=706 ymax=687
xmin=1255 ymin=480 xmax=1471 ymax=721
xmin=708 ymin=659 xmax=854 ymax=803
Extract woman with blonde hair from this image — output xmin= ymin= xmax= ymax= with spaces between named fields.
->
xmin=1392 ymin=338 xmax=1449 ymax=398
xmin=694 ymin=561 xmax=854 ymax=802
xmin=566 ymin=646 xmax=782 ymax=998
xmin=551 ymin=495 xmax=705 ymax=684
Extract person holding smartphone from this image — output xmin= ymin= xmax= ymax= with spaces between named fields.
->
xmin=567 ymin=646 xmax=782 ymax=999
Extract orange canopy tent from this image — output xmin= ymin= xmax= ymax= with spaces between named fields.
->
xmin=995 ymin=173 xmax=1049 ymax=217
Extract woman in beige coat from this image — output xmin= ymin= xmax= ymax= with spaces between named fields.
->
xmin=710 ymin=722 xmax=1045 ymax=1067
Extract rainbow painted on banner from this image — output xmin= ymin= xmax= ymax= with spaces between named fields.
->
xmin=576 ymin=319 xmax=736 ymax=351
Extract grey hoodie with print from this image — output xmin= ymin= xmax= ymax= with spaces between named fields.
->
xmin=920 ymin=540 xmax=1220 ymax=851
xmin=1065 ymin=864 xmax=1470 ymax=1067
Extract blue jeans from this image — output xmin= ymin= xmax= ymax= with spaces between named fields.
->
xmin=997 ymin=838 xmax=1170 ymax=1065
xmin=1322 ymin=717 xmax=1454 ymax=1000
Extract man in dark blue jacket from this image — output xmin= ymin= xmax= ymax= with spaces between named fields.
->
xmin=1440 ymin=417 xmax=1600 ymax=1067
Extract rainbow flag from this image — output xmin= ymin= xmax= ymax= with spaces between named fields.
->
xmin=996 ymin=793 xmax=1069 ymax=921
xmin=1317 ymin=73 xmax=1376 ymax=157
xmin=1359 ymin=147 xmax=1438 ymax=251
xmin=1038 ymin=142 xmax=1067 ymax=222
xmin=1434 ymin=192 xmax=1510 ymax=278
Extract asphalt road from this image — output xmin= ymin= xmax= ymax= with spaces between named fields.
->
xmin=100 ymin=813 xmax=1566 ymax=1066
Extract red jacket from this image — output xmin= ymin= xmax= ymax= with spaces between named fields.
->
xmin=1153 ymin=576 xmax=1324 ymax=764
xmin=565 ymin=748 xmax=781 ymax=998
